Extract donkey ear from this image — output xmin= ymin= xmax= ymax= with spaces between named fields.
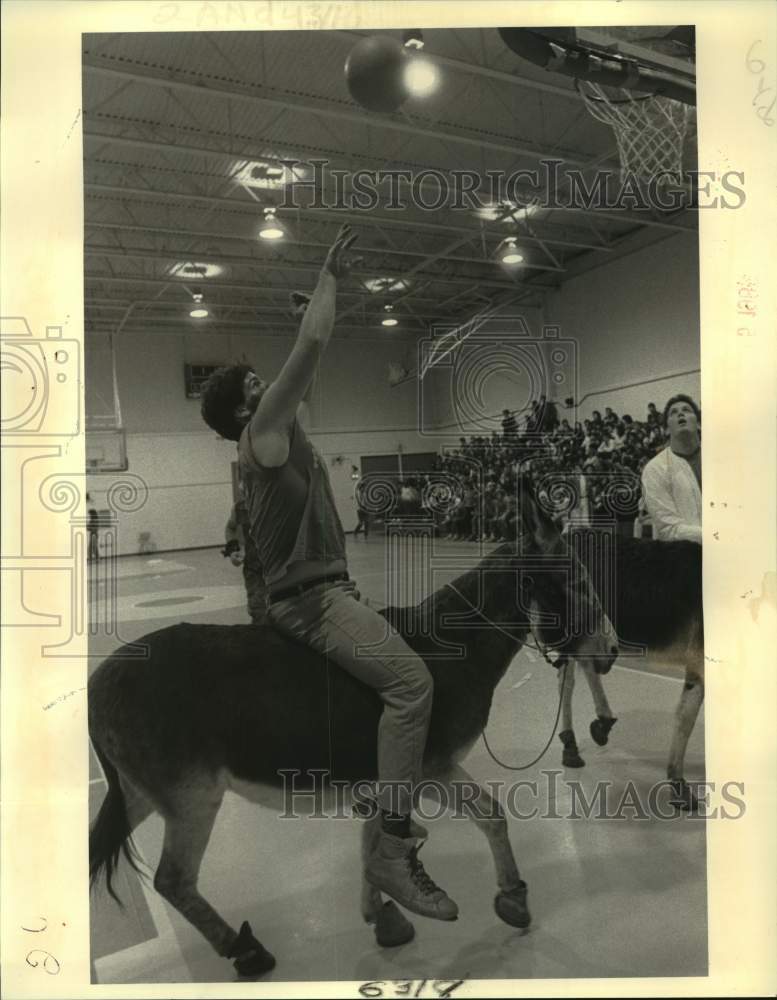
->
xmin=516 ymin=477 xmax=556 ymax=549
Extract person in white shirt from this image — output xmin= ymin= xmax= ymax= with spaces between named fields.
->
xmin=641 ymin=395 xmax=702 ymax=543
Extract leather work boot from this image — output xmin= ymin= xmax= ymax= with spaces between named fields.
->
xmin=351 ymin=798 xmax=428 ymax=840
xmin=366 ymin=834 xmax=458 ymax=921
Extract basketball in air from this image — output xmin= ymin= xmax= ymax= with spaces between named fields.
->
xmin=344 ymin=35 xmax=409 ymax=113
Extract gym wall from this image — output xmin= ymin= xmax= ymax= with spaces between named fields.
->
xmin=85 ymin=329 xmax=437 ymax=553
xmin=549 ymin=230 xmax=701 ymax=418
xmin=85 ymin=232 xmax=700 ymax=554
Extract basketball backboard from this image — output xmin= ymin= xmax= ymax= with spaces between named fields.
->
xmin=498 ymin=25 xmax=696 ymax=105
xmin=579 ymin=26 xmax=695 ymax=79
xmin=85 ymin=426 xmax=128 ymax=473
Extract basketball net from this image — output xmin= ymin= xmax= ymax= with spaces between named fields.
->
xmin=419 ymin=304 xmax=509 ymax=380
xmin=386 ymin=313 xmax=492 ymax=387
xmin=86 ymin=330 xmax=129 ymax=472
xmin=577 ymin=80 xmax=694 ymax=183
xmin=386 ymin=293 xmax=530 ymax=387
xmin=86 ymin=332 xmax=124 ymax=429
xmin=387 ymin=361 xmax=411 ymax=387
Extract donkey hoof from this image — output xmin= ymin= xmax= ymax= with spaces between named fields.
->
xmin=373 ymin=900 xmax=415 ymax=947
xmin=228 ymin=921 xmax=276 ymax=977
xmin=494 ymin=882 xmax=531 ymax=929
xmin=559 ymin=730 xmax=585 ymax=768
xmin=669 ymin=779 xmax=699 ymax=813
xmin=590 ymin=715 xmax=617 ymax=747
xmin=233 ymin=947 xmax=276 ymax=978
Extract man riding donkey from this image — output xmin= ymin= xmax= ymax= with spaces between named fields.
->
xmin=201 ymin=226 xmax=458 ymax=923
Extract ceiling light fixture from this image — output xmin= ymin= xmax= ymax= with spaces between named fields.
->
xmin=189 ymin=291 xmax=209 ymax=319
xmin=259 ymin=207 xmax=284 ymax=241
xmin=235 ymin=159 xmax=305 ymax=191
xmin=364 ymin=277 xmax=411 ymax=294
xmin=251 ymin=163 xmax=285 ymax=182
xmin=475 ymin=201 xmax=538 ymax=222
xmin=170 ymin=261 xmax=223 ymax=279
xmin=501 ymin=238 xmax=524 ymax=265
xmin=381 ymin=305 xmax=398 ymax=327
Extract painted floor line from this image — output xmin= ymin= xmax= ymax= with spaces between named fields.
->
xmin=612 ymin=661 xmax=685 ymax=684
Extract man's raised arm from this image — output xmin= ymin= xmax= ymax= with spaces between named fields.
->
xmin=250 ymin=226 xmax=358 ymax=453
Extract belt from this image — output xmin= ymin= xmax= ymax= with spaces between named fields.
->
xmin=269 ymin=572 xmax=349 ymax=604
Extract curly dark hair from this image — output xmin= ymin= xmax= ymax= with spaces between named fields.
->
xmin=200 ymin=363 xmax=254 ymax=441
xmin=663 ymin=393 xmax=701 ymax=426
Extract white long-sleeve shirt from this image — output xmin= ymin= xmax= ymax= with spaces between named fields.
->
xmin=641 ymin=446 xmax=702 ymax=543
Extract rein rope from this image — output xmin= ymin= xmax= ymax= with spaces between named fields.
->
xmin=443 ymin=579 xmax=570 ymax=772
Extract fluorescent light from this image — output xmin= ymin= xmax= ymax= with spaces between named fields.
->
xmin=404 ymin=57 xmax=440 ymax=98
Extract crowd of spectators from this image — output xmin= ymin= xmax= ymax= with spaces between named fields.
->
xmin=384 ymin=399 xmax=669 ymax=541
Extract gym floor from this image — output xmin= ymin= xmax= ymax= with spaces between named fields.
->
xmin=88 ymin=535 xmax=706 ymax=984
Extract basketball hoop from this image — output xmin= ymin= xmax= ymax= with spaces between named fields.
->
xmin=418 ymin=303 xmax=511 ymax=381
xmin=576 ymin=80 xmax=694 ymax=184
xmin=86 ymin=330 xmax=129 ymax=472
xmin=388 ymin=361 xmax=412 ymax=387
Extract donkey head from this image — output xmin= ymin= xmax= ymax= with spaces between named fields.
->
xmin=512 ymin=479 xmax=618 ymax=674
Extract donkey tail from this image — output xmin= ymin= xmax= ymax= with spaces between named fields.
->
xmin=89 ymin=742 xmax=147 ymax=905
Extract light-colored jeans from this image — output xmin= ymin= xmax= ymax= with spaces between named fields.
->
xmin=268 ymin=579 xmax=433 ymax=813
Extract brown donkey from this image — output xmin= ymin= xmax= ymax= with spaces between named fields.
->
xmin=551 ymin=533 xmax=703 ymax=811
xmin=89 ymin=485 xmax=618 ymax=977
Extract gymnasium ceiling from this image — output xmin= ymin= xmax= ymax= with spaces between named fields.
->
xmin=83 ymin=27 xmax=698 ymax=343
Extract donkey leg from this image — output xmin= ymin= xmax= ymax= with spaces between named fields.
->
xmin=119 ymin=773 xmax=154 ymax=831
xmin=433 ymin=765 xmax=530 ymax=930
xmin=667 ymin=673 xmax=704 ymax=811
xmin=360 ymin=813 xmax=414 ymax=947
xmin=153 ymin=783 xmax=276 ymax=977
xmin=580 ymin=662 xmax=618 ymax=746
xmin=557 ymin=662 xmax=585 ymax=767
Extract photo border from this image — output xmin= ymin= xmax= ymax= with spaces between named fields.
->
xmin=1 ymin=2 xmax=775 ymax=997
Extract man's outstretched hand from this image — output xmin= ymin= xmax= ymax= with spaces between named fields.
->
xmin=322 ymin=224 xmax=362 ymax=279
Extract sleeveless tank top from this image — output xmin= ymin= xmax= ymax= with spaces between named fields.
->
xmin=237 ymin=420 xmax=346 ymax=585
xmin=234 ymin=497 xmax=263 ymax=575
